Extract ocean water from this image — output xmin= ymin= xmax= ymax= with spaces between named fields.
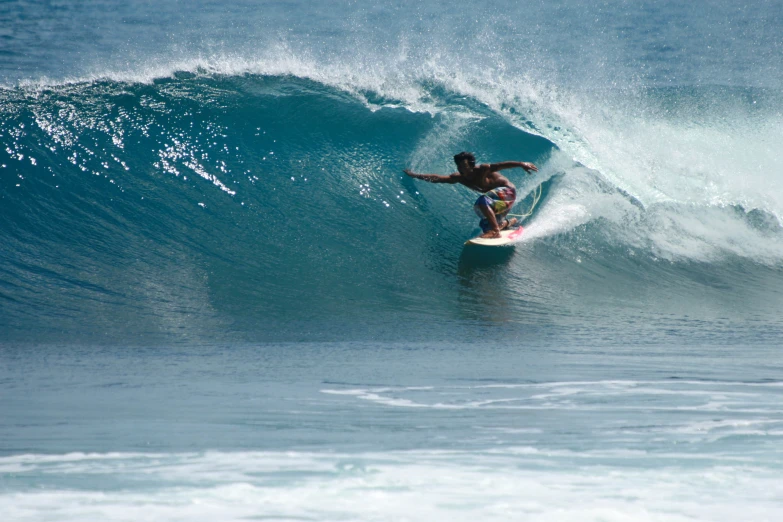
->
xmin=2 ymin=1 xmax=783 ymax=520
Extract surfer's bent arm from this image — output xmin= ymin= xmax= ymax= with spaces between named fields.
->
xmin=488 ymin=161 xmax=538 ymax=173
xmin=403 ymin=169 xmax=460 ymax=184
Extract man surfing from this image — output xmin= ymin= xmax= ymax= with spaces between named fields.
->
xmin=404 ymin=152 xmax=538 ymax=238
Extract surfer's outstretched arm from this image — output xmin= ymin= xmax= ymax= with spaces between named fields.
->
xmin=488 ymin=161 xmax=538 ymax=173
xmin=403 ymin=169 xmax=460 ymax=184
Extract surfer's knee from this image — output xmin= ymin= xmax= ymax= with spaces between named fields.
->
xmin=474 ymin=195 xmax=491 ymax=209
xmin=474 ymin=196 xmax=492 ymax=219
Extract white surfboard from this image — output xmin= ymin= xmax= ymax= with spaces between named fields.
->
xmin=464 ymin=226 xmax=525 ymax=246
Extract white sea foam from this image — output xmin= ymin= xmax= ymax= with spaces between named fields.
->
xmin=318 ymin=379 xmax=783 ymax=436
xmin=1 ymin=450 xmax=781 ymax=522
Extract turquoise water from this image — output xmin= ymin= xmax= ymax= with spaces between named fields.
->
xmin=3 ymin=341 xmax=783 ymax=520
xmin=2 ymin=1 xmax=783 ymax=520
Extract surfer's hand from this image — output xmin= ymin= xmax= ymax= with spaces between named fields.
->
xmin=520 ymin=162 xmax=538 ymax=173
xmin=403 ymin=169 xmax=415 ymax=177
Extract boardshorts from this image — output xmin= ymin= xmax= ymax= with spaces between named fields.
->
xmin=474 ymin=187 xmax=517 ymax=232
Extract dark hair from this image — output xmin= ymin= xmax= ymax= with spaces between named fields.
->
xmin=453 ymin=151 xmax=476 ymax=167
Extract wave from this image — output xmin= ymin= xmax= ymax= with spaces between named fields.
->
xmin=2 ymin=71 xmax=783 ymax=343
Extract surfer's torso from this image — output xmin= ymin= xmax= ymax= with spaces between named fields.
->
xmin=456 ymin=164 xmax=516 ymax=193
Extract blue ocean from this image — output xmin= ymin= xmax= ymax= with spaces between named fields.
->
xmin=2 ymin=1 xmax=783 ymax=520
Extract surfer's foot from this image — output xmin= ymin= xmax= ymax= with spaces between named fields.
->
xmin=479 ymin=218 xmax=517 ymax=238
xmin=500 ymin=217 xmax=518 ymax=230
xmin=479 ymin=229 xmax=501 ymax=239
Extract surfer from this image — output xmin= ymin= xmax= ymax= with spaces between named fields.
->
xmin=404 ymin=152 xmax=538 ymax=238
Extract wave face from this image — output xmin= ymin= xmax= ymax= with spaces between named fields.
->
xmin=2 ymin=71 xmax=783 ymax=344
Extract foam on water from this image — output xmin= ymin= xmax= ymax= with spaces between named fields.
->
xmin=2 ymin=450 xmax=782 ymax=522
xmin=320 ymin=379 xmax=783 ymax=416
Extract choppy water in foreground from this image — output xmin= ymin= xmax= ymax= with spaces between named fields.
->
xmin=3 ymin=341 xmax=783 ymax=520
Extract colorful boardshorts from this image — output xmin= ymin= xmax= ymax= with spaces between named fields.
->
xmin=474 ymin=187 xmax=517 ymax=232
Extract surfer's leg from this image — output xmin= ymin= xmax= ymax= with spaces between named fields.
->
xmin=478 ymin=204 xmax=502 ymax=238
xmin=490 ymin=187 xmax=518 ymax=234
xmin=474 ymin=195 xmax=502 ymax=238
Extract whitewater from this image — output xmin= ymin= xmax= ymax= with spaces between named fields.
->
xmin=2 ymin=1 xmax=783 ymax=520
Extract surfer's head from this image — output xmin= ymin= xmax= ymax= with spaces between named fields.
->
xmin=454 ymin=151 xmax=476 ymax=172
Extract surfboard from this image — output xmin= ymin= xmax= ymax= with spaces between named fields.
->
xmin=464 ymin=227 xmax=524 ymax=246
